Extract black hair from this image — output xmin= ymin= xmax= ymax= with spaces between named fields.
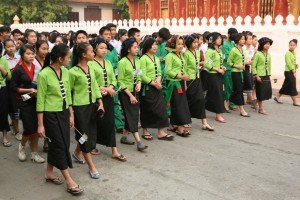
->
xmin=184 ymin=34 xmax=198 ymax=49
xmin=289 ymin=39 xmax=298 ymax=45
xmin=117 ymin=29 xmax=127 ymax=40
xmin=90 ymin=37 xmax=108 ymax=51
xmin=158 ymin=28 xmax=171 ymax=41
xmin=128 ymin=28 xmax=140 ymax=38
xmin=24 ymin=29 xmax=36 ymax=39
xmin=242 ymin=31 xmax=253 ymax=40
xmin=11 ymin=29 xmax=22 ymax=36
xmin=75 ymin=30 xmax=88 ymax=39
xmin=19 ymin=44 xmax=35 ymax=60
xmin=62 ymin=36 xmax=68 ymax=44
xmin=68 ymin=30 xmax=74 ymax=35
xmin=228 ymin=28 xmax=238 ymax=36
xmin=231 ymin=33 xmax=244 ymax=44
xmin=120 ymin=38 xmax=137 ymax=59
xmin=106 ymin=23 xmax=117 ymax=29
xmin=203 ymin=31 xmax=211 ymax=43
xmin=141 ymin=37 xmax=156 ymax=55
xmin=3 ymin=39 xmax=15 ymax=55
xmin=152 ymin=32 xmax=158 ymax=39
xmin=207 ymin=32 xmax=222 ymax=49
xmin=71 ymin=42 xmax=90 ymax=66
xmin=69 ymin=33 xmax=76 ymax=49
xmin=0 ymin=25 xmax=11 ymax=33
xmin=17 ymin=37 xmax=27 ymax=44
xmin=49 ymin=32 xmax=60 ymax=43
xmin=140 ymin=35 xmax=152 ymax=49
xmin=36 ymin=40 xmax=49 ymax=52
xmin=44 ymin=43 xmax=69 ymax=67
xmin=99 ymin=26 xmax=111 ymax=36
xmin=252 ymin=35 xmax=257 ymax=39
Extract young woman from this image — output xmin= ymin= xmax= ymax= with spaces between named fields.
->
xmin=24 ymin=29 xmax=37 ymax=46
xmin=275 ymin=39 xmax=299 ymax=106
xmin=10 ymin=44 xmax=45 ymax=163
xmin=116 ymin=29 xmax=128 ymax=55
xmin=204 ymin=32 xmax=227 ymax=123
xmin=117 ymin=38 xmax=148 ymax=151
xmin=37 ymin=44 xmax=83 ymax=195
xmin=3 ymin=39 xmax=21 ymax=140
xmin=165 ymin=35 xmax=192 ymax=137
xmin=69 ymin=42 xmax=103 ymax=179
xmin=0 ymin=53 xmax=12 ymax=147
xmin=184 ymin=34 xmax=214 ymax=131
xmin=227 ymin=33 xmax=250 ymax=117
xmin=139 ymin=37 xmax=172 ymax=140
xmin=89 ymin=37 xmax=126 ymax=161
xmin=252 ymin=37 xmax=273 ymax=114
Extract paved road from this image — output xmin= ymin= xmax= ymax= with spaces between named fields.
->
xmin=0 ymin=96 xmax=300 ymax=200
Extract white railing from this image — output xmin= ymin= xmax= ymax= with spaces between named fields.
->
xmin=10 ymin=15 xmax=300 ymax=76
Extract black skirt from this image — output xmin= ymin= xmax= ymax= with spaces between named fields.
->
xmin=186 ymin=78 xmax=206 ymax=119
xmin=19 ymin=98 xmax=38 ymax=137
xmin=139 ymin=85 xmax=169 ymax=128
xmin=119 ymin=92 xmax=139 ymax=133
xmin=96 ymin=95 xmax=116 ymax=147
xmin=73 ymin=104 xmax=97 ymax=153
xmin=200 ymin=70 xmax=208 ymax=91
xmin=230 ymin=72 xmax=245 ymax=106
xmin=256 ymin=76 xmax=272 ymax=101
xmin=44 ymin=110 xmax=73 ymax=170
xmin=169 ymin=80 xmax=192 ymax=126
xmin=279 ymin=71 xmax=298 ymax=96
xmin=243 ymin=65 xmax=254 ymax=92
xmin=0 ymin=86 xmax=10 ymax=131
xmin=6 ymin=81 xmax=19 ymax=119
xmin=205 ymin=73 xmax=225 ymax=114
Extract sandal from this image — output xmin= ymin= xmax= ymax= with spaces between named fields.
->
xmin=293 ymin=103 xmax=300 ymax=107
xmin=72 ymin=153 xmax=86 ymax=164
xmin=167 ymin=126 xmax=178 ymax=133
xmin=91 ymin=149 xmax=101 ymax=155
xmin=274 ymin=97 xmax=283 ymax=104
xmin=89 ymin=171 xmax=100 ymax=179
xmin=175 ymin=130 xmax=189 ymax=137
xmin=67 ymin=185 xmax=84 ymax=195
xmin=45 ymin=176 xmax=64 ymax=185
xmin=183 ymin=124 xmax=192 ymax=128
xmin=183 ymin=129 xmax=190 ymax=135
xmin=2 ymin=141 xmax=12 ymax=147
xmin=202 ymin=124 xmax=215 ymax=131
xmin=120 ymin=137 xmax=135 ymax=145
xmin=258 ymin=109 xmax=268 ymax=115
xmin=142 ymin=134 xmax=153 ymax=141
xmin=240 ymin=113 xmax=251 ymax=117
xmin=112 ymin=154 xmax=127 ymax=162
xmin=158 ymin=134 xmax=174 ymax=141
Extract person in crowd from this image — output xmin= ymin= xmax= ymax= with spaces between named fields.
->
xmin=0 ymin=25 xmax=11 ymax=56
xmin=11 ymin=29 xmax=23 ymax=44
xmin=24 ymin=29 xmax=37 ymax=46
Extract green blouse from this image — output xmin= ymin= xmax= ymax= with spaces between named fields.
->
xmin=183 ymin=49 xmax=201 ymax=79
xmin=117 ymin=57 xmax=142 ymax=92
xmin=227 ymin=47 xmax=246 ymax=73
xmin=88 ymin=59 xmax=117 ymax=87
xmin=165 ymin=52 xmax=187 ymax=81
xmin=36 ymin=66 xmax=71 ymax=112
xmin=139 ymin=54 xmax=161 ymax=84
xmin=0 ymin=57 xmax=12 ymax=87
xmin=252 ymin=51 xmax=272 ymax=76
xmin=69 ymin=66 xmax=102 ymax=106
xmin=204 ymin=48 xmax=224 ymax=74
xmin=285 ymin=51 xmax=297 ymax=72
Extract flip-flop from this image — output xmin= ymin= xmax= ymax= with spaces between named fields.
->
xmin=142 ymin=134 xmax=153 ymax=141
xmin=67 ymin=185 xmax=84 ymax=195
xmin=175 ymin=130 xmax=189 ymax=137
xmin=2 ymin=141 xmax=12 ymax=147
xmin=91 ymin=149 xmax=101 ymax=155
xmin=72 ymin=153 xmax=86 ymax=164
xmin=183 ymin=129 xmax=190 ymax=135
xmin=167 ymin=126 xmax=178 ymax=133
xmin=183 ymin=124 xmax=192 ymax=128
xmin=293 ymin=103 xmax=300 ymax=107
xmin=120 ymin=137 xmax=135 ymax=145
xmin=274 ymin=97 xmax=283 ymax=104
xmin=45 ymin=176 xmax=64 ymax=185
xmin=112 ymin=154 xmax=127 ymax=162
xmin=158 ymin=134 xmax=174 ymax=141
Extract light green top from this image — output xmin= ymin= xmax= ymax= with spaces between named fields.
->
xmin=285 ymin=51 xmax=297 ymax=72
xmin=69 ymin=66 xmax=102 ymax=106
xmin=117 ymin=57 xmax=142 ymax=92
xmin=183 ymin=49 xmax=201 ymax=79
xmin=204 ymin=48 xmax=224 ymax=74
xmin=222 ymin=40 xmax=235 ymax=70
xmin=36 ymin=66 xmax=71 ymax=112
xmin=0 ymin=57 xmax=12 ymax=86
xmin=139 ymin=54 xmax=161 ymax=84
xmin=227 ymin=47 xmax=246 ymax=72
xmin=165 ymin=52 xmax=187 ymax=81
xmin=88 ymin=59 xmax=117 ymax=87
xmin=252 ymin=51 xmax=272 ymax=76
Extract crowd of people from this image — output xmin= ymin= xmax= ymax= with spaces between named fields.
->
xmin=0 ymin=23 xmax=299 ymax=195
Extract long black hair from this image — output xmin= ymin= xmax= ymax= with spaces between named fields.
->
xmin=71 ymin=42 xmax=90 ymax=67
xmin=44 ymin=44 xmax=69 ymax=67
xmin=19 ymin=44 xmax=35 ymax=60
xmin=207 ymin=32 xmax=222 ymax=50
xmin=120 ymin=38 xmax=137 ymax=59
xmin=141 ymin=37 xmax=156 ymax=55
xmin=36 ymin=40 xmax=49 ymax=52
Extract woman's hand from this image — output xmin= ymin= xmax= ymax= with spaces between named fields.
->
xmin=38 ymin=125 xmax=46 ymax=138
xmin=130 ymin=95 xmax=138 ymax=104
xmin=69 ymin=114 xmax=74 ymax=128
xmin=106 ymin=86 xmax=116 ymax=97
xmin=218 ymin=69 xmax=225 ymax=75
xmin=101 ymin=89 xmax=108 ymax=96
xmin=181 ymin=75 xmax=190 ymax=81
xmin=256 ymin=76 xmax=262 ymax=83
xmin=30 ymin=88 xmax=37 ymax=97
xmin=135 ymin=82 xmax=141 ymax=92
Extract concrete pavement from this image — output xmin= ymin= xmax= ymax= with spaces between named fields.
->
xmin=0 ymin=96 xmax=300 ymax=200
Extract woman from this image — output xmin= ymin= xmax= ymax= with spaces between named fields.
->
xmin=184 ymin=34 xmax=214 ymax=131
xmin=139 ymin=37 xmax=172 ymax=140
xmin=227 ymin=33 xmax=250 ymax=117
xmin=37 ymin=44 xmax=83 ymax=195
xmin=252 ymin=37 xmax=273 ymax=114
xmin=204 ymin=32 xmax=227 ymax=123
xmin=275 ymin=39 xmax=299 ymax=106
xmin=69 ymin=42 xmax=104 ymax=179
xmin=10 ymin=44 xmax=45 ymax=163
xmin=165 ymin=35 xmax=192 ymax=137
xmin=117 ymin=38 xmax=148 ymax=151
xmin=89 ymin=37 xmax=126 ymax=161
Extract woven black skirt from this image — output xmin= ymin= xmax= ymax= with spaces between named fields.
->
xmin=205 ymin=73 xmax=225 ymax=114
xmin=256 ymin=76 xmax=272 ymax=101
xmin=0 ymin=86 xmax=10 ymax=131
xmin=279 ymin=71 xmax=298 ymax=96
xmin=243 ymin=65 xmax=254 ymax=92
xmin=139 ymin=85 xmax=169 ymax=128
xmin=44 ymin=110 xmax=72 ymax=170
xmin=230 ymin=72 xmax=245 ymax=106
xmin=186 ymin=78 xmax=206 ymax=119
xmin=20 ymin=98 xmax=38 ymax=137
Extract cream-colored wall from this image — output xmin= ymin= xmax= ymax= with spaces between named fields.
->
xmin=69 ymin=3 xmax=113 ymax=21
xmin=101 ymin=6 xmax=113 ymax=21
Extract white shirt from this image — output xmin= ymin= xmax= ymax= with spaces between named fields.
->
xmin=110 ymin=39 xmax=121 ymax=54
xmin=3 ymin=53 xmax=21 ymax=70
xmin=199 ymin=43 xmax=208 ymax=55
xmin=48 ymin=41 xmax=55 ymax=52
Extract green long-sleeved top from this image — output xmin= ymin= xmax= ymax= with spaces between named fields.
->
xmin=36 ymin=66 xmax=71 ymax=112
xmin=88 ymin=59 xmax=117 ymax=87
xmin=222 ymin=40 xmax=235 ymax=70
xmin=155 ymin=42 xmax=168 ymax=71
xmin=285 ymin=51 xmax=297 ymax=72
xmin=105 ymin=48 xmax=119 ymax=69
xmin=183 ymin=49 xmax=201 ymax=79
xmin=0 ymin=57 xmax=11 ymax=86
xmin=252 ymin=51 xmax=272 ymax=76
xmin=139 ymin=54 xmax=161 ymax=84
xmin=165 ymin=52 xmax=187 ymax=81
xmin=227 ymin=47 xmax=246 ymax=73
xmin=69 ymin=66 xmax=102 ymax=106
xmin=117 ymin=57 xmax=141 ymax=92
xmin=204 ymin=48 xmax=224 ymax=74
